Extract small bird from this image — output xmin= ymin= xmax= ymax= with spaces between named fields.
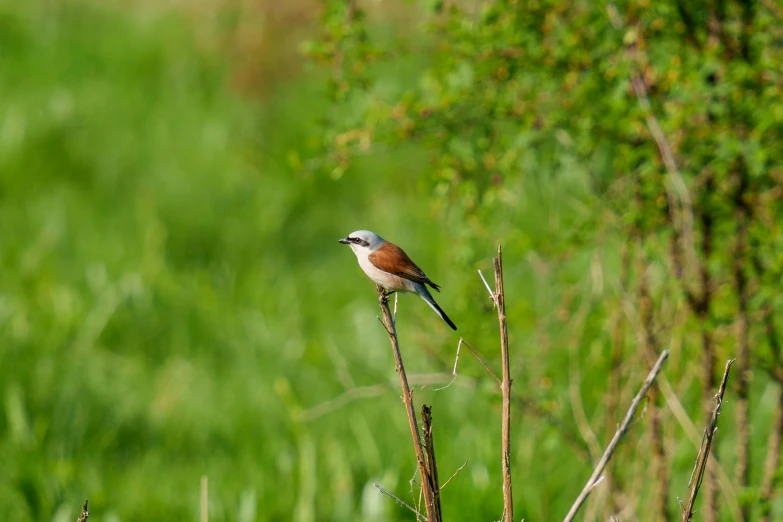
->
xmin=339 ymin=230 xmax=457 ymax=330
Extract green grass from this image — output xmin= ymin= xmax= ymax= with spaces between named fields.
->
xmin=0 ymin=1 xmax=780 ymax=521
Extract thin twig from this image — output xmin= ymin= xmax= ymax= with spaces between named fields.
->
xmin=681 ymin=359 xmax=735 ymax=521
xmin=587 ymin=475 xmax=606 ymax=493
xmin=376 ymin=285 xmax=440 ymax=522
xmin=563 ymin=350 xmax=670 ymax=522
xmin=300 ymin=373 xmax=468 ymax=421
xmin=450 ymin=338 xmax=463 ymax=375
xmin=373 ymin=483 xmax=426 ymax=522
xmin=478 ymin=269 xmax=495 ymax=302
xmin=462 ymin=339 xmax=502 ymax=385
xmin=376 ymin=315 xmax=392 ymax=335
xmin=494 ymin=246 xmax=514 ymax=522
xmin=77 ymin=500 xmax=89 ymax=522
xmin=440 ymin=461 xmax=468 ymax=491
xmin=433 ymin=335 xmax=502 ymax=391
xmin=434 ymin=338 xmax=463 ymax=391
xmin=620 ymin=297 xmax=742 ymax=521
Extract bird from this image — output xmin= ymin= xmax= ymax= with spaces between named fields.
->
xmin=339 ymin=230 xmax=457 ymax=330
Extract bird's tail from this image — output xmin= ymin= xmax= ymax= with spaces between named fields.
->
xmin=416 ymin=285 xmax=457 ymax=331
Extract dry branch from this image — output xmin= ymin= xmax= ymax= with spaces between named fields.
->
xmin=563 ymin=350 xmax=670 ymax=522
xmin=421 ymin=405 xmax=443 ymax=522
xmin=77 ymin=500 xmax=89 ymax=522
xmin=492 ymin=246 xmax=514 ymax=522
xmin=680 ymin=359 xmax=735 ymax=521
xmin=648 ymin=368 xmax=743 ymax=521
xmin=461 ymin=338 xmax=501 ymax=385
xmin=376 ymin=285 xmax=441 ymax=522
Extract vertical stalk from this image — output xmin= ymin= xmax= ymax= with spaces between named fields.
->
xmin=377 ymin=287 xmax=441 ymax=522
xmin=493 ymin=246 xmax=514 ymax=522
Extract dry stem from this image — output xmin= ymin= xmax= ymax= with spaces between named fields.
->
xmin=421 ymin=405 xmax=443 ymax=522
xmin=681 ymin=359 xmax=735 ymax=521
xmin=492 ymin=246 xmax=514 ymax=522
xmin=373 ymin=483 xmax=426 ymax=522
xmin=77 ymin=500 xmax=89 ymax=522
xmin=563 ymin=350 xmax=670 ymax=522
xmin=461 ymin=338 xmax=501 ymax=385
xmin=376 ymin=285 xmax=440 ymax=522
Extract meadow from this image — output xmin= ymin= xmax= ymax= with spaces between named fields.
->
xmin=1 ymin=1 xmax=781 ymax=521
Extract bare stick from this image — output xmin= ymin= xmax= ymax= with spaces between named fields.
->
xmin=434 ymin=339 xmax=463 ymax=391
xmin=462 ymin=339 xmax=502 ymax=385
xmin=478 ymin=269 xmax=495 ymax=300
xmin=563 ymin=350 xmax=670 ymax=522
xmin=450 ymin=338 xmax=463 ymax=376
xmin=493 ymin=246 xmax=514 ymax=522
xmin=77 ymin=500 xmax=89 ymax=522
xmin=620 ymin=294 xmax=742 ymax=519
xmin=421 ymin=405 xmax=443 ymax=522
xmin=681 ymin=359 xmax=735 ymax=522
xmin=655 ymin=372 xmax=743 ymax=520
xmin=376 ymin=285 xmax=440 ymax=522
xmin=373 ymin=483 xmax=426 ymax=522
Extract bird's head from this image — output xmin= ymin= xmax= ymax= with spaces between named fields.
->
xmin=338 ymin=230 xmax=384 ymax=254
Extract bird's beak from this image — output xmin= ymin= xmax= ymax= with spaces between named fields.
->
xmin=338 ymin=238 xmax=350 ymax=245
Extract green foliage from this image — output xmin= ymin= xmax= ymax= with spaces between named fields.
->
xmin=308 ymin=0 xmax=783 ymax=520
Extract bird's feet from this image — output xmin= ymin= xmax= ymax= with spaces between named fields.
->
xmin=376 ymin=286 xmax=395 ymax=305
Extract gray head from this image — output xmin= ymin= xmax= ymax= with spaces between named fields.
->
xmin=338 ymin=230 xmax=385 ymax=253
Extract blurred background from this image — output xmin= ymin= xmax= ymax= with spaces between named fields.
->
xmin=1 ymin=0 xmax=781 ymax=520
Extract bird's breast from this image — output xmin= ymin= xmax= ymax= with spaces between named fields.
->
xmin=357 ymin=254 xmax=415 ymax=292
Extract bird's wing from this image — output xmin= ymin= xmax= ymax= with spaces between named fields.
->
xmin=368 ymin=242 xmax=430 ymax=285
